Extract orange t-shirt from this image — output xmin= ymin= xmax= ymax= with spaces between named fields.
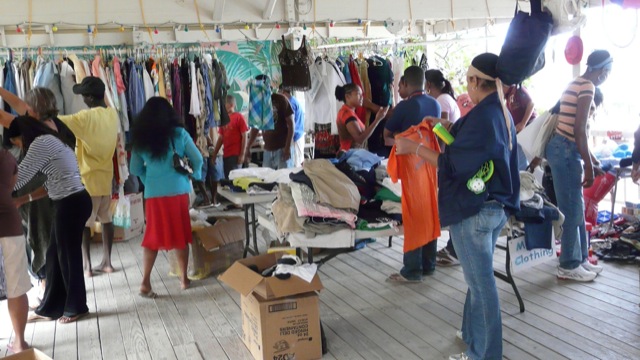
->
xmin=388 ymin=122 xmax=441 ymax=253
xmin=336 ymin=105 xmax=365 ymax=151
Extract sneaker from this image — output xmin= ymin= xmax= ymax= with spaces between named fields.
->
xmin=449 ymin=353 xmax=470 ymax=360
xmin=581 ymin=260 xmax=603 ymax=274
xmin=436 ymin=248 xmax=460 ymax=267
xmin=557 ymin=265 xmax=597 ymax=282
xmin=456 ymin=330 xmax=463 ymax=340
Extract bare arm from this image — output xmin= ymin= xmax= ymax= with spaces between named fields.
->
xmin=211 ymin=135 xmax=223 ymax=159
xmin=0 ymin=109 xmax=15 ymax=129
xmin=245 ymin=128 xmax=259 ymax=162
xmin=574 ymin=96 xmax=595 ymax=188
xmin=383 ymin=128 xmax=396 ymax=146
xmin=348 ymin=107 xmax=389 ymax=145
xmin=395 ymin=137 xmax=440 ymax=166
xmin=239 ymin=131 xmax=248 ymax=164
xmin=14 ymin=186 xmax=48 ymax=208
xmin=282 ymin=115 xmax=294 ymax=161
xmin=0 ymin=87 xmax=30 ymax=116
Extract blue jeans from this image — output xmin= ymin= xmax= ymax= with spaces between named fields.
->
xmin=263 ymin=147 xmax=294 ymax=170
xmin=545 ymin=134 xmax=588 ymax=269
xmin=450 ymin=201 xmax=507 ymax=360
xmin=400 ymin=240 xmax=438 ymax=280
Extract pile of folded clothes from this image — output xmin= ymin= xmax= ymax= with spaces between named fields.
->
xmin=221 ymin=167 xmax=299 ymax=194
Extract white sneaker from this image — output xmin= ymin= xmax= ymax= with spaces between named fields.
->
xmin=456 ymin=330 xmax=463 ymax=340
xmin=557 ymin=265 xmax=597 ymax=282
xmin=449 ymin=353 xmax=470 ymax=360
xmin=581 ymin=260 xmax=603 ymax=274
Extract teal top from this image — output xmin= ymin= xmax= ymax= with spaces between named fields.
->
xmin=130 ymin=127 xmax=203 ymax=199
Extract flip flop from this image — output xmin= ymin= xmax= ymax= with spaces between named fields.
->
xmin=139 ymin=290 xmax=158 ymax=299
xmin=27 ymin=312 xmax=52 ymax=322
xmin=58 ymin=312 xmax=89 ymax=324
xmin=386 ymin=273 xmax=422 ymax=283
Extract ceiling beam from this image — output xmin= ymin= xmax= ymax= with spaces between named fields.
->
xmin=213 ymin=0 xmax=225 ymax=22
xmin=263 ymin=0 xmax=278 ymax=20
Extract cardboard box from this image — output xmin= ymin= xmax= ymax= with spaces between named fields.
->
xmin=219 ymin=253 xmax=324 ymax=360
xmin=242 ymin=292 xmax=322 ymax=360
xmin=169 ymin=216 xmax=246 ymax=280
xmin=92 ymin=192 xmax=145 ymax=242
xmin=2 ymin=349 xmax=53 ymax=360
xmin=219 ymin=252 xmax=323 ymax=300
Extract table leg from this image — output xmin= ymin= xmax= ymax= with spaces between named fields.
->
xmin=243 ymin=205 xmax=252 ymax=258
xmin=251 ymin=204 xmax=259 ymax=255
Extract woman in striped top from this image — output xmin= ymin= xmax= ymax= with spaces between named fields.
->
xmin=12 ymin=116 xmax=92 ymax=324
xmin=545 ymin=50 xmax=612 ymax=282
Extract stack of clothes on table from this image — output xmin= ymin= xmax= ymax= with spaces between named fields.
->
xmin=271 ymin=150 xmax=403 ymax=248
xmin=220 ymin=167 xmax=299 ymax=194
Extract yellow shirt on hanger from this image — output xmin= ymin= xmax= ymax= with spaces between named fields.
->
xmin=59 ymin=107 xmax=119 ymax=196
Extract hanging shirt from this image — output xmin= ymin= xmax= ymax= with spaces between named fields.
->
xmin=387 ymin=122 xmax=440 ymax=253
xmin=348 ymin=58 xmax=367 ymax=124
xmin=304 ymin=59 xmax=346 ymax=135
xmin=60 ymin=61 xmax=88 ymax=115
xmin=278 ymin=35 xmax=312 ymax=91
xmin=505 ymin=85 xmax=537 ymax=128
xmin=248 ymin=77 xmax=274 ymax=130
xmin=3 ymin=61 xmax=17 ymax=115
xmin=142 ymin=65 xmax=154 ymax=102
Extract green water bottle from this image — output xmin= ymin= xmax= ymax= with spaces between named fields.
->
xmin=433 ymin=123 xmax=455 ymax=145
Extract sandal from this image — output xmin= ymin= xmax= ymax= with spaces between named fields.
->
xmin=386 ymin=273 xmax=422 ymax=283
xmin=27 ymin=312 xmax=52 ymax=322
xmin=58 ymin=312 xmax=89 ymax=324
xmin=139 ymin=290 xmax=158 ymax=299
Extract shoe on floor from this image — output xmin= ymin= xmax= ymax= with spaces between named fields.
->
xmin=557 ymin=265 xmax=597 ymax=282
xmin=436 ymin=248 xmax=460 ymax=267
xmin=581 ymin=260 xmax=603 ymax=274
xmin=456 ymin=330 xmax=463 ymax=340
xmin=449 ymin=353 xmax=470 ymax=360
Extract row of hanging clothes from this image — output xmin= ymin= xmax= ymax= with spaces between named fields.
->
xmin=303 ymin=46 xmax=428 ymax=158
xmin=1 ymin=47 xmax=231 ymax=158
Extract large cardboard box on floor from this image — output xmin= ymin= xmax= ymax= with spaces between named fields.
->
xmin=2 ymin=349 xmax=53 ymax=360
xmin=169 ymin=216 xmax=246 ymax=279
xmin=219 ymin=253 xmax=324 ymax=360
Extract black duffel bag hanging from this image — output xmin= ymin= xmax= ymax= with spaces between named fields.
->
xmin=497 ymin=0 xmax=554 ymax=85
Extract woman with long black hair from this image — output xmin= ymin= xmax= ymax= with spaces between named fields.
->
xmin=425 ymin=69 xmax=460 ymax=122
xmin=13 ymin=116 xmax=91 ymax=324
xmin=130 ymin=97 xmax=203 ymax=298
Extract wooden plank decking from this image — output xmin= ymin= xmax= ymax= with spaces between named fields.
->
xmin=1 ymin=206 xmax=639 ymax=360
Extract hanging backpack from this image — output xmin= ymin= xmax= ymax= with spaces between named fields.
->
xmin=497 ymin=0 xmax=554 ymax=85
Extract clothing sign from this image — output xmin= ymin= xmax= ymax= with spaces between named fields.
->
xmin=507 ymin=235 xmax=555 ymax=273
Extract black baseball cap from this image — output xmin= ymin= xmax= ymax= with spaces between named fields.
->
xmin=73 ymin=76 xmax=105 ymax=98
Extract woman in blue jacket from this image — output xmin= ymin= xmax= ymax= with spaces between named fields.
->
xmin=131 ymin=97 xmax=203 ymax=298
xmin=396 ymin=53 xmax=520 ymax=360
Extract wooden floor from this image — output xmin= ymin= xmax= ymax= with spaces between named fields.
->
xmin=1 ymin=207 xmax=639 ymax=360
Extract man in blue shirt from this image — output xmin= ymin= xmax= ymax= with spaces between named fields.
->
xmin=383 ymin=66 xmax=441 ymax=283
xmin=281 ymin=88 xmax=305 ymax=167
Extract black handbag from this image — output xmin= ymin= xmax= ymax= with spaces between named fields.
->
xmin=497 ymin=0 xmax=554 ymax=85
xmin=171 ymin=138 xmax=193 ymax=176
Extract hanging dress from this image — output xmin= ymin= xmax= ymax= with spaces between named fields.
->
xmin=278 ymin=35 xmax=312 ymax=91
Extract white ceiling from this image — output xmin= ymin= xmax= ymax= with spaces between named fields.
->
xmin=0 ymin=0 xmax=604 ymax=47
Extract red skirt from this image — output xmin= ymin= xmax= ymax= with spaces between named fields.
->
xmin=142 ymin=194 xmax=192 ymax=251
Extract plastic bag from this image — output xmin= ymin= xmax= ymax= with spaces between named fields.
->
xmin=112 ymin=185 xmax=131 ymax=229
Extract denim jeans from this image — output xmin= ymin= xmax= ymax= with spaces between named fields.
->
xmin=263 ymin=147 xmax=294 ymax=170
xmin=450 ymin=201 xmax=507 ymax=360
xmin=400 ymin=240 xmax=437 ymax=280
xmin=545 ymin=134 xmax=588 ymax=269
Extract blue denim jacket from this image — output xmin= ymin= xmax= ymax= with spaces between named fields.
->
xmin=438 ymin=92 xmax=520 ymax=227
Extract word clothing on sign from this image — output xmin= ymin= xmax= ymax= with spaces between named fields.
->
xmin=387 ymin=123 xmax=441 ymax=252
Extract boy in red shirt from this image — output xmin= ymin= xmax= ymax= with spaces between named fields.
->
xmin=211 ymin=95 xmax=249 ymax=178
